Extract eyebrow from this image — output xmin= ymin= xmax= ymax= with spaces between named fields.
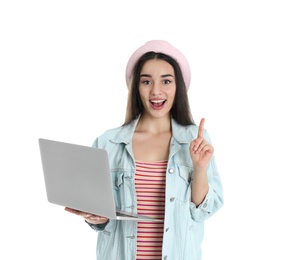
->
xmin=140 ymin=74 xmax=174 ymax=78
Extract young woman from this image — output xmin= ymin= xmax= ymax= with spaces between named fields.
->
xmin=66 ymin=40 xmax=224 ymax=260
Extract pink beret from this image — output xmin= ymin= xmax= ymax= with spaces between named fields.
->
xmin=125 ymin=40 xmax=191 ymax=90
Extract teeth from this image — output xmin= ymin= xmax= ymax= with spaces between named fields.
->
xmin=151 ymin=100 xmax=165 ymax=103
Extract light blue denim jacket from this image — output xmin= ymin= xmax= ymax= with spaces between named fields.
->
xmin=91 ymin=117 xmax=223 ymax=260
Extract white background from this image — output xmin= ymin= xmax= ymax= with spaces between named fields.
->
xmin=1 ymin=1 xmax=287 ymax=259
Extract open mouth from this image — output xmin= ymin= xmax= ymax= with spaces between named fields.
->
xmin=150 ymin=99 xmax=166 ymax=109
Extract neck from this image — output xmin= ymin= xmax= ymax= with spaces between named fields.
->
xmin=136 ymin=113 xmax=172 ymax=134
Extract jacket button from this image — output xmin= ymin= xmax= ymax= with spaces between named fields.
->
xmin=164 ymin=256 xmax=168 ymax=260
xmin=165 ymin=227 xmax=169 ymax=232
xmin=168 ymin=168 xmax=174 ymax=174
xmin=170 ymin=197 xmax=175 ymax=202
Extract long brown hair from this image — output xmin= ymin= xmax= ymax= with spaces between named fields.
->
xmin=124 ymin=52 xmax=195 ymax=126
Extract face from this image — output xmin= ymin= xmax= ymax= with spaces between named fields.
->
xmin=138 ymin=59 xmax=176 ymax=120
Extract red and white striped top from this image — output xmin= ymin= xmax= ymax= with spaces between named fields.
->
xmin=135 ymin=160 xmax=167 ymax=260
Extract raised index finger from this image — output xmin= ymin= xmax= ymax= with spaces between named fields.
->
xmin=197 ymin=118 xmax=205 ymax=138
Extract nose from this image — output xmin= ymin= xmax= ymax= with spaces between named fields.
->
xmin=151 ymin=81 xmax=161 ymax=95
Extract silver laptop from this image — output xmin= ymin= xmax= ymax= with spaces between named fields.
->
xmin=38 ymin=138 xmax=162 ymax=222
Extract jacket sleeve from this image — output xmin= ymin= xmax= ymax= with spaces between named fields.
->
xmin=189 ymin=129 xmax=224 ymax=222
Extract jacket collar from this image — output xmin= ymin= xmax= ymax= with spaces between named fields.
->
xmin=110 ymin=117 xmax=140 ymax=144
xmin=111 ymin=115 xmax=195 ymax=145
xmin=171 ymin=119 xmax=195 ymax=144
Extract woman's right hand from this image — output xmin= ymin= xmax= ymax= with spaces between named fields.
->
xmin=65 ymin=207 xmax=109 ymax=225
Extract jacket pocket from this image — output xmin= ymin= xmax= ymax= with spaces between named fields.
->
xmin=178 ymin=165 xmax=192 ymax=185
xmin=112 ymin=172 xmax=124 ymax=191
xmin=176 ymin=165 xmax=193 ymax=202
xmin=111 ymin=171 xmax=134 ymax=209
xmin=110 ymin=172 xmax=124 ymax=208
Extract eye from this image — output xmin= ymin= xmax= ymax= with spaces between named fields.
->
xmin=142 ymin=80 xmax=151 ymax=85
xmin=163 ymin=79 xmax=172 ymax=84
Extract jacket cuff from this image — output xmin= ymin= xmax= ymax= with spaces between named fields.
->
xmin=85 ymin=220 xmax=109 ymax=231
xmin=189 ymin=187 xmax=212 ymax=222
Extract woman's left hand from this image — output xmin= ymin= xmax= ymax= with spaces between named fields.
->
xmin=65 ymin=207 xmax=109 ymax=225
xmin=190 ymin=118 xmax=214 ymax=170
